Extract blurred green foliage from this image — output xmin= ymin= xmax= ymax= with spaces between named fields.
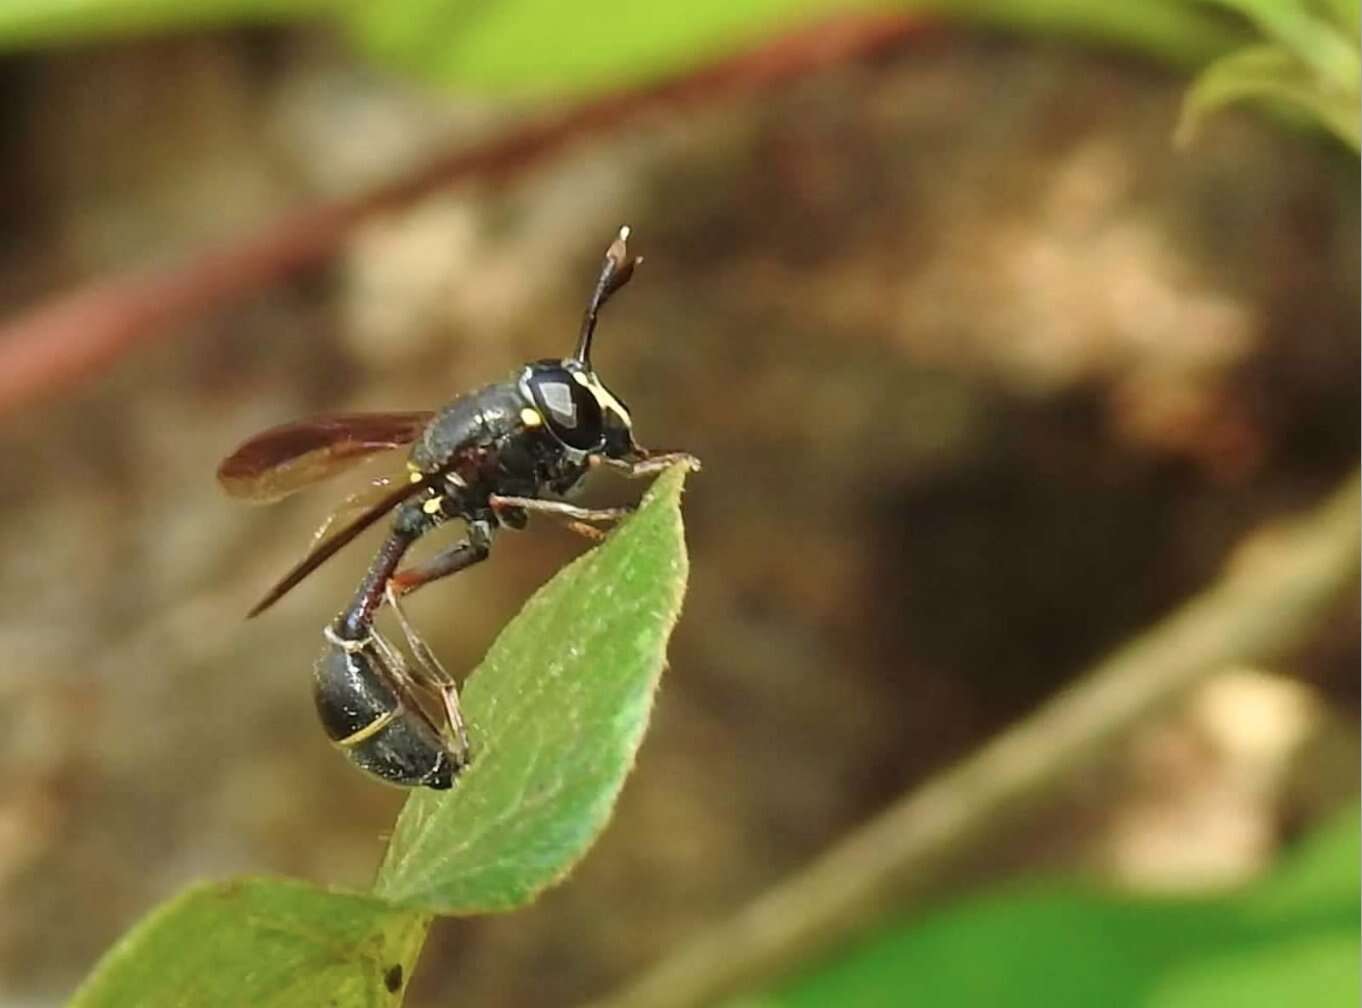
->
xmin=0 ymin=0 xmax=1245 ymax=93
xmin=745 ymin=804 xmax=1360 ymax=1008
xmin=341 ymin=0 xmax=877 ymax=95
xmin=1179 ymin=0 xmax=1360 ymax=150
xmin=341 ymin=0 xmax=1250 ymax=93
xmin=70 ymin=467 xmax=691 ymax=1007
xmin=336 ymin=0 xmax=1243 ymax=94
xmin=0 ymin=0 xmax=327 ymax=46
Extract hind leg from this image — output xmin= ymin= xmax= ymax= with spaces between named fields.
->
xmin=383 ymin=582 xmax=469 ymax=764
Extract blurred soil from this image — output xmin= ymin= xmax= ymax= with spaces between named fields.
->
xmin=0 ymin=26 xmax=1356 ymax=1007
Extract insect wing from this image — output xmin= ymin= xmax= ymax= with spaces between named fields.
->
xmin=217 ymin=411 xmax=434 ymax=503
xmin=246 ymin=470 xmax=439 ymax=618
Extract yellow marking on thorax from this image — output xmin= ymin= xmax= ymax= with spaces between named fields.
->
xmin=422 ymin=497 xmax=444 ymax=515
xmin=520 ymin=407 xmax=543 ymax=428
xmin=334 ymin=707 xmax=399 ymax=748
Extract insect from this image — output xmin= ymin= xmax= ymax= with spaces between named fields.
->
xmin=219 ymin=227 xmax=697 ymax=790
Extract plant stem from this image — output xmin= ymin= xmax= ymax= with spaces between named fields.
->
xmin=592 ymin=470 xmax=1361 ymax=1008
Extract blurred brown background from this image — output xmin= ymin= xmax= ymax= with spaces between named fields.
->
xmin=0 ymin=22 xmax=1356 ymax=1008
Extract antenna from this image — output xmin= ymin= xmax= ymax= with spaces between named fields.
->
xmin=575 ymin=225 xmax=642 ymax=365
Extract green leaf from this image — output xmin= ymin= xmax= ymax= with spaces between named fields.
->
xmin=1178 ymin=43 xmax=1361 ymax=151
xmin=69 ymin=878 xmax=428 ymax=1008
xmin=0 ymin=0 xmax=329 ymax=48
xmin=373 ymin=463 xmax=691 ymax=912
xmin=756 ymin=804 xmax=1360 ymax=1008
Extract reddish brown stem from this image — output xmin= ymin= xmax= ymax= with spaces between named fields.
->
xmin=0 ymin=11 xmax=925 ymax=417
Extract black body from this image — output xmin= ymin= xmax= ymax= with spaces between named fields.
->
xmin=321 ymin=368 xmax=623 ymax=786
xmin=222 ymin=227 xmax=695 ymax=790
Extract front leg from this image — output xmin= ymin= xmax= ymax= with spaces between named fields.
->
xmin=490 ymin=494 xmax=632 ymax=524
xmin=590 ymin=450 xmax=701 ymax=478
xmin=490 ymin=494 xmax=633 ymax=541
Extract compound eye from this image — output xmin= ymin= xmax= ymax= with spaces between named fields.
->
xmin=529 ymin=369 xmax=603 ymax=450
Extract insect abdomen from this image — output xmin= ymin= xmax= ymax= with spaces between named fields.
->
xmin=313 ymin=631 xmax=456 ymax=789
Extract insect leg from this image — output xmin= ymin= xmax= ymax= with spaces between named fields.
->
xmin=379 ymin=519 xmax=493 ymax=757
xmin=383 ymin=582 xmax=469 ymax=763
xmin=490 ymin=494 xmax=633 ymax=525
xmin=590 ymin=450 xmax=702 ymax=478
xmin=387 ymin=519 xmax=494 ymax=598
xmin=563 ymin=521 xmax=607 ymax=542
